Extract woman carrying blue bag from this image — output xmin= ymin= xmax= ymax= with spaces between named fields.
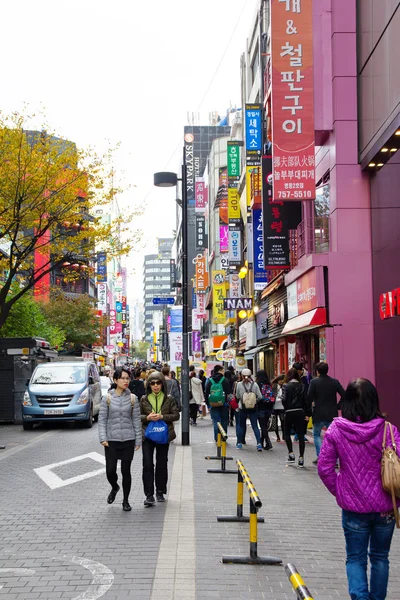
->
xmin=140 ymin=371 xmax=180 ymax=507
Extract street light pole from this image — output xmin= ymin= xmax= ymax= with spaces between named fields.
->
xmin=180 ymin=160 xmax=190 ymax=446
xmin=153 ymin=160 xmax=190 ymax=446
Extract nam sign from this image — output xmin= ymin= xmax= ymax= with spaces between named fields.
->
xmin=224 ymin=298 xmax=253 ymax=311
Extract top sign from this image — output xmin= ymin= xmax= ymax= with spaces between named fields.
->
xmin=152 ymin=297 xmax=175 ymax=305
xmin=271 ymin=0 xmax=315 ymax=201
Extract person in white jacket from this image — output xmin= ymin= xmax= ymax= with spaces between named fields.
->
xmin=189 ymin=370 xmax=204 ymax=425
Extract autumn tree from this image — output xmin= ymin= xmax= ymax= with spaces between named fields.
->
xmin=0 ymin=110 xmax=139 ymax=329
xmin=42 ymin=291 xmax=103 ymax=347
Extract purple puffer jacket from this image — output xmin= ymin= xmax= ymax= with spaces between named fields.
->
xmin=318 ymin=417 xmax=400 ymax=513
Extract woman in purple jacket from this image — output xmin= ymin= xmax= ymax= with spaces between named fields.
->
xmin=318 ymin=379 xmax=400 ymax=600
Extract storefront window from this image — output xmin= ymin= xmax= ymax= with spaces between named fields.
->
xmin=314 ymin=173 xmax=330 ymax=252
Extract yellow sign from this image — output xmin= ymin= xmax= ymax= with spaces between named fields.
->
xmin=212 ymin=270 xmax=227 ymax=325
xmin=228 ymin=188 xmax=240 ymax=223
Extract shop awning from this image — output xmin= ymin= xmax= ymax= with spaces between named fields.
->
xmin=281 ymin=308 xmax=327 ymax=336
xmin=243 ymin=347 xmax=258 ymax=359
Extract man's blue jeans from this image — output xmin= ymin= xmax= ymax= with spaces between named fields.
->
xmin=342 ymin=510 xmax=396 ymax=600
xmin=313 ymin=419 xmax=332 ymax=457
xmin=210 ymin=406 xmax=229 ymax=441
xmin=237 ymin=410 xmax=261 ymax=445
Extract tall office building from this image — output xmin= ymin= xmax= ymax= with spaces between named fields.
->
xmin=143 ymin=238 xmax=174 ymax=342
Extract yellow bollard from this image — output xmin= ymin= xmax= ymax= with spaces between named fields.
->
xmin=285 ymin=564 xmax=315 ymax=600
xmin=207 ymin=423 xmax=236 ymax=474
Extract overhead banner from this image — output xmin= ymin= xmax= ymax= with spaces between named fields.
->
xmin=262 ymin=155 xmax=301 ymax=268
xmin=271 ymin=0 xmax=315 ymax=201
xmin=228 ymin=187 xmax=240 ymax=223
xmin=212 ymin=270 xmax=227 ymax=325
xmin=195 ymin=178 xmax=207 ymax=213
xmin=195 ymin=254 xmax=208 ymax=293
xmin=196 ymin=215 xmax=207 ymax=251
xmin=228 ymin=227 xmax=241 ymax=266
xmin=227 ymin=141 xmax=241 ymax=179
xmin=253 ymin=208 xmax=267 ymax=291
xmin=170 ymin=332 xmax=183 ymax=363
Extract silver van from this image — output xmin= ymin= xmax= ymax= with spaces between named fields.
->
xmin=22 ymin=361 xmax=102 ymax=430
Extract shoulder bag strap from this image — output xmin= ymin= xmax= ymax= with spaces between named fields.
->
xmin=388 ymin=422 xmax=397 ymax=452
xmin=382 ymin=421 xmax=389 ymax=450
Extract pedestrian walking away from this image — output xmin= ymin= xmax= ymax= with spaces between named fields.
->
xmin=318 ymin=378 xmax=400 ymax=600
xmin=307 ymin=361 xmax=345 ymax=464
xmin=204 ymin=365 xmax=231 ymax=442
xmin=282 ymin=368 xmax=311 ymax=468
xmin=162 ymin=365 xmax=181 ymax=411
xmin=98 ymin=367 xmax=142 ymax=512
xmin=235 ymin=369 xmax=263 ymax=451
xmin=255 ymin=370 xmax=274 ymax=450
xmin=129 ymin=367 xmax=146 ymax=399
xmin=140 ymin=372 xmax=180 ymax=507
xmin=189 ymin=369 xmax=204 ymax=425
xmin=271 ymin=374 xmax=285 ymax=442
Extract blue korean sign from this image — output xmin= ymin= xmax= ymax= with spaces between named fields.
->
xmin=253 ymin=209 xmax=268 ymax=291
xmin=245 ymin=104 xmax=262 ymax=153
xmin=115 ymin=301 xmax=122 ymax=313
xmin=192 ymin=288 xmax=197 ymax=309
xmin=97 ymin=251 xmax=107 ymax=283
xmin=152 ymin=297 xmax=175 ymax=305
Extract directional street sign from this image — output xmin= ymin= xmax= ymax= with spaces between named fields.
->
xmin=152 ymin=297 xmax=175 ymax=305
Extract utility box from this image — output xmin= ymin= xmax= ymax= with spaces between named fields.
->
xmin=0 ymin=338 xmax=58 ymax=423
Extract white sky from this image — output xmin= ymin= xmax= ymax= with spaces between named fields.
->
xmin=0 ymin=0 xmax=257 ymax=302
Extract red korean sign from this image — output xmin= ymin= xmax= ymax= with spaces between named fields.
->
xmin=271 ymin=0 xmax=315 ymax=201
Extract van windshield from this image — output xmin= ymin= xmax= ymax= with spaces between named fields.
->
xmin=32 ymin=365 xmax=87 ymax=385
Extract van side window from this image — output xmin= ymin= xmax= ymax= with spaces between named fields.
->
xmin=90 ymin=364 xmax=100 ymax=383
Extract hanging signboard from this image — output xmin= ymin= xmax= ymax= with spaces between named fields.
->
xmin=212 ymin=270 xmax=227 ymax=324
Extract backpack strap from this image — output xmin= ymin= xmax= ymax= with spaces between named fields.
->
xmin=106 ymin=393 xmax=111 ymax=407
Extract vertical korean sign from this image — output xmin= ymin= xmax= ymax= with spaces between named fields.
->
xmin=262 ymin=155 xmax=290 ymax=268
xmin=227 ymin=141 xmax=241 ymax=226
xmin=252 ymin=209 xmax=268 ymax=290
xmin=212 ymin=270 xmax=227 ymax=325
xmin=271 ymin=0 xmax=315 ymax=200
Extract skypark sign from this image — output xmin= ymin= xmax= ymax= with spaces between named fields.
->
xmin=224 ymin=298 xmax=253 ymax=311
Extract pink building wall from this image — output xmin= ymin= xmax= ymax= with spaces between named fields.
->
xmin=291 ymin=0 xmax=376 ymax=386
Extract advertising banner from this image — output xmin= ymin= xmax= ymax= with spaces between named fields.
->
xmin=271 ymin=0 xmax=315 ymax=201
xmin=97 ymin=282 xmax=107 ymax=313
xmin=227 ymin=141 xmax=241 ymax=179
xmin=109 ymin=309 xmax=117 ymax=334
xmin=228 ymin=227 xmax=241 ymax=266
xmin=195 ymin=254 xmax=208 ymax=293
xmin=228 ymin=187 xmax=240 ymax=223
xmin=220 ymin=255 xmax=229 ymax=271
xmin=170 ymin=258 xmax=177 ymax=291
xmin=195 ymin=178 xmax=207 ymax=212
xmin=170 ymin=307 xmax=183 ymax=332
xmin=184 ymin=136 xmax=195 ymax=205
xmin=287 ymin=267 xmax=324 ymax=319
xmin=192 ymin=310 xmax=201 ymax=331
xmin=245 ymin=104 xmax=262 ymax=158
xmin=229 ymin=272 xmax=240 ymax=299
xmin=170 ymin=332 xmax=183 ymax=363
xmin=97 ymin=251 xmax=107 ymax=283
xmin=192 ymin=331 xmax=201 ymax=353
xmin=219 ymin=225 xmax=229 ymax=252
xmin=196 ymin=215 xmax=207 ymax=250
xmin=253 ymin=208 xmax=268 ymax=290
xmin=212 ymin=270 xmax=227 ymax=325
xmin=197 ymin=293 xmax=207 ymax=319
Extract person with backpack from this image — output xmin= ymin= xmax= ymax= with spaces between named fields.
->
xmin=98 ymin=367 xmax=142 ymax=512
xmin=204 ymin=365 xmax=231 ymax=442
xmin=318 ymin=379 xmax=400 ymax=600
xmin=255 ymin=370 xmax=275 ymax=450
xmin=235 ymin=369 xmax=263 ymax=451
xmin=129 ymin=367 xmax=145 ymax=399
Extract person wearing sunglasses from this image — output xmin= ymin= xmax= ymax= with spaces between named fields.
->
xmin=98 ymin=367 xmax=142 ymax=512
xmin=140 ymin=371 xmax=180 ymax=507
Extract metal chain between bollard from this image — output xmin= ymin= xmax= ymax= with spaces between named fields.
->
xmin=221 ymin=460 xmax=282 ymax=565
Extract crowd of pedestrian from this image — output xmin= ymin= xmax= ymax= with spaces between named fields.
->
xmin=97 ymin=359 xmax=400 ymax=600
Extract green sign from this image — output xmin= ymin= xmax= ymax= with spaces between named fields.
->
xmin=227 ymin=141 xmax=240 ymax=179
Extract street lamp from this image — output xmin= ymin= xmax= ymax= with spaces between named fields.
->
xmin=153 ymin=162 xmax=190 ymax=446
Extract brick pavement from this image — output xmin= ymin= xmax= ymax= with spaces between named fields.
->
xmin=0 ymin=418 xmax=399 ymax=599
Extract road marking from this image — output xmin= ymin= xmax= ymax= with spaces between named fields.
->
xmin=69 ymin=556 xmax=114 ymax=599
xmin=0 ymin=556 xmax=113 ymax=599
xmin=0 ymin=430 xmax=57 ymax=462
xmin=0 ymin=569 xmax=36 ymax=590
xmin=34 ymin=452 xmax=105 ymax=490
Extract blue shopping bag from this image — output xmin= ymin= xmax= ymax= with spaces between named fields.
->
xmin=145 ymin=420 xmax=169 ymax=444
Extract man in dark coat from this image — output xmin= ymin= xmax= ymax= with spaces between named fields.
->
xmin=307 ymin=361 xmax=345 ymax=463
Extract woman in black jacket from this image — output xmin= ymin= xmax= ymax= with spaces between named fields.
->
xmin=282 ymin=368 xmax=310 ymax=468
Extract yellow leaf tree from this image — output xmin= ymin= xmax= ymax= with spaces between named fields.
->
xmin=0 ymin=110 xmax=139 ymax=329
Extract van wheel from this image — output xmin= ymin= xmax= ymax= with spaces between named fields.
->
xmin=23 ymin=422 xmax=34 ymax=431
xmin=83 ymin=406 xmax=93 ymax=429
